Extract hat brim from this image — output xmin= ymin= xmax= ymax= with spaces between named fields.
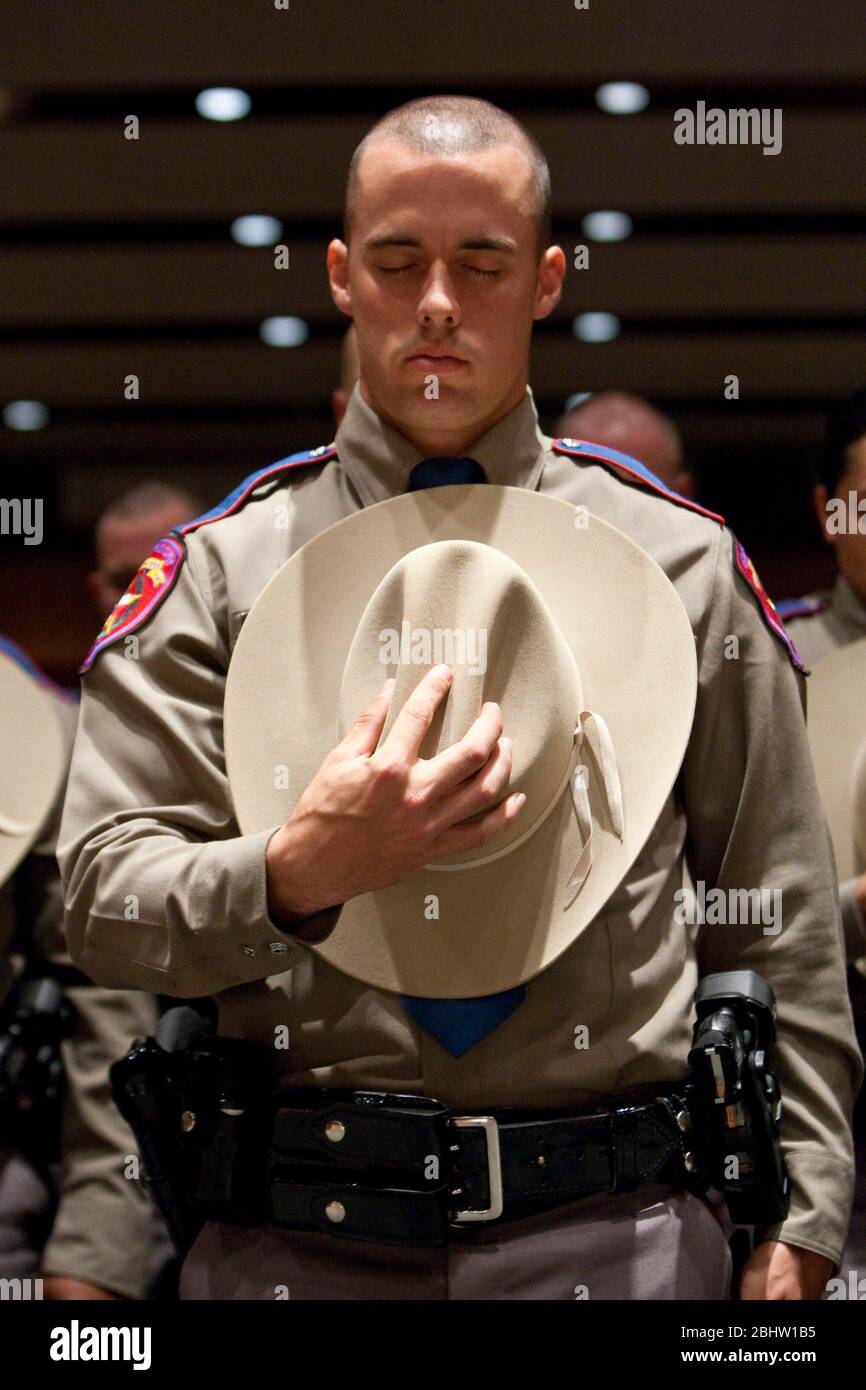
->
xmin=225 ymin=485 xmax=698 ymax=996
xmin=0 ymin=655 xmax=67 ymax=887
xmin=807 ymin=635 xmax=866 ymax=883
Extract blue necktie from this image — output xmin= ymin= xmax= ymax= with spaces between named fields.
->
xmin=407 ymin=456 xmax=488 ymax=490
xmin=400 ymin=455 xmax=526 ymax=1055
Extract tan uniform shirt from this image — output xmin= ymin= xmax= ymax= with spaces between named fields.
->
xmin=58 ymin=385 xmax=863 ymax=1270
xmin=784 ymin=577 xmax=866 ymax=964
xmin=0 ymin=683 xmax=157 ymax=1299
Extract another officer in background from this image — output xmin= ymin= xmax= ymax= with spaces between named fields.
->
xmin=0 ymin=483 xmax=201 ymax=1298
xmin=779 ymin=389 xmax=866 ymax=966
xmin=779 ymin=389 xmax=866 ymax=664
xmin=0 ymin=639 xmax=156 ymax=1298
xmin=88 ymin=482 xmax=203 ymax=616
xmin=554 ymin=391 xmax=696 ymax=500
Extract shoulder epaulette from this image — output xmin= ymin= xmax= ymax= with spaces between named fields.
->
xmin=175 ymin=444 xmax=337 ymax=537
xmin=551 ymin=438 xmax=724 ymax=526
xmin=80 ymin=444 xmax=336 ymax=673
xmin=774 ymin=595 xmax=830 ymax=622
xmin=0 ymin=634 xmax=79 ymax=702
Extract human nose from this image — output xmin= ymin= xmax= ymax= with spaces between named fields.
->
xmin=416 ymin=263 xmax=461 ymax=331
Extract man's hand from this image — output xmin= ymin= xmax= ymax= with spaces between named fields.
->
xmin=738 ymin=1240 xmax=833 ymax=1299
xmin=42 ymin=1275 xmax=124 ymax=1300
xmin=266 ymin=664 xmax=524 ymax=923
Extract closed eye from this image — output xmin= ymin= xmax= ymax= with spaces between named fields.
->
xmin=378 ymin=264 xmax=500 ymax=279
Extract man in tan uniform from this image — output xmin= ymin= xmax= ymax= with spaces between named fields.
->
xmin=59 ymin=96 xmax=861 ymax=1301
xmin=779 ymin=390 xmax=866 ymax=966
xmin=0 ymin=640 xmax=156 ymax=1299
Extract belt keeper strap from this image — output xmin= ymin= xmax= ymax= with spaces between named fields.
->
xmin=609 ymin=1107 xmax=639 ymax=1193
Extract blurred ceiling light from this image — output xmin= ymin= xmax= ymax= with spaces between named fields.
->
xmin=259 ymin=316 xmax=309 ymax=347
xmin=195 ymin=87 xmax=252 ymax=121
xmin=594 ymin=82 xmax=650 ymax=114
xmin=573 ymin=313 xmax=621 ymax=343
xmin=3 ymin=400 xmax=49 ymax=431
xmin=231 ymin=215 xmax=284 ymax=246
xmin=582 ymin=210 xmax=633 ymax=242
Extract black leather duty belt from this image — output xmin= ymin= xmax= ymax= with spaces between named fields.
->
xmin=191 ymin=1084 xmax=706 ymax=1248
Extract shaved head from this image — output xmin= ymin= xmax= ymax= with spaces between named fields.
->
xmin=345 ymin=95 xmax=552 ymax=257
xmin=555 ymin=391 xmax=694 ymax=496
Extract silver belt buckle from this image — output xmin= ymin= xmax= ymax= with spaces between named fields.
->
xmin=449 ymin=1115 xmax=504 ymax=1222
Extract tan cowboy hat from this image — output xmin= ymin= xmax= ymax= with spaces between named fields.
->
xmin=0 ymin=645 xmax=67 ymax=887
xmin=807 ymin=636 xmax=866 ymax=884
xmin=224 ymin=486 xmax=698 ymax=997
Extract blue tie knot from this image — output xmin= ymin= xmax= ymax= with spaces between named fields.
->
xmin=408 ymin=457 xmax=488 ymax=491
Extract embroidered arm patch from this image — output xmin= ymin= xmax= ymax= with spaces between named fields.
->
xmin=733 ymin=539 xmax=807 ymax=674
xmin=80 ymin=535 xmax=185 ymax=674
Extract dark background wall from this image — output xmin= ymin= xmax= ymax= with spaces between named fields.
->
xmin=1 ymin=0 xmax=864 ymax=681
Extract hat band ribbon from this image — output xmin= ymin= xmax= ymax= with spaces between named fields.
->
xmin=567 ymin=710 xmax=625 ymax=894
xmin=425 ymin=709 xmax=623 ymax=891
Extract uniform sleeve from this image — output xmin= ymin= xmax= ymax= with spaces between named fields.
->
xmin=682 ymin=526 xmax=864 ymax=1271
xmin=42 ymin=982 xmax=160 ymax=1298
xmin=17 ymin=830 xmax=159 ymax=1297
xmin=57 ymin=535 xmax=319 ymax=996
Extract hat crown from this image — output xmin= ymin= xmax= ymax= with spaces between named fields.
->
xmin=338 ymin=539 xmax=582 ymax=865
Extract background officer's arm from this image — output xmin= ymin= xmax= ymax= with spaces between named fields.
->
xmin=24 ymin=788 xmax=159 ymax=1299
xmin=682 ymin=525 xmax=864 ymax=1272
xmin=58 ymin=534 xmax=318 ymax=997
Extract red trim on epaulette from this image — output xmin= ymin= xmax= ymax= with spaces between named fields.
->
xmin=552 ymin=439 xmax=725 ymax=526
xmin=177 ymin=446 xmax=338 ymax=538
xmin=734 ymin=540 xmax=808 ymax=674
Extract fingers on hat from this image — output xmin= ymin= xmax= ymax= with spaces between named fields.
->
xmin=431 ymin=735 xmax=514 ymax=828
xmin=428 ymin=789 xmax=526 ymax=860
xmin=425 ymin=707 xmax=507 ymax=798
xmin=379 ymin=664 xmax=454 ymax=761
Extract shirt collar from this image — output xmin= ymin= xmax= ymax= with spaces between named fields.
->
xmin=833 ymin=573 xmax=866 ymax=632
xmin=335 ymin=382 xmax=548 ymax=506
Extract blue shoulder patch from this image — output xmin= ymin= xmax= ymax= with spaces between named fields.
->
xmin=552 ymin=437 xmax=725 ymax=526
xmin=80 ymin=444 xmax=337 ymax=673
xmin=774 ymin=595 xmax=829 ymax=622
